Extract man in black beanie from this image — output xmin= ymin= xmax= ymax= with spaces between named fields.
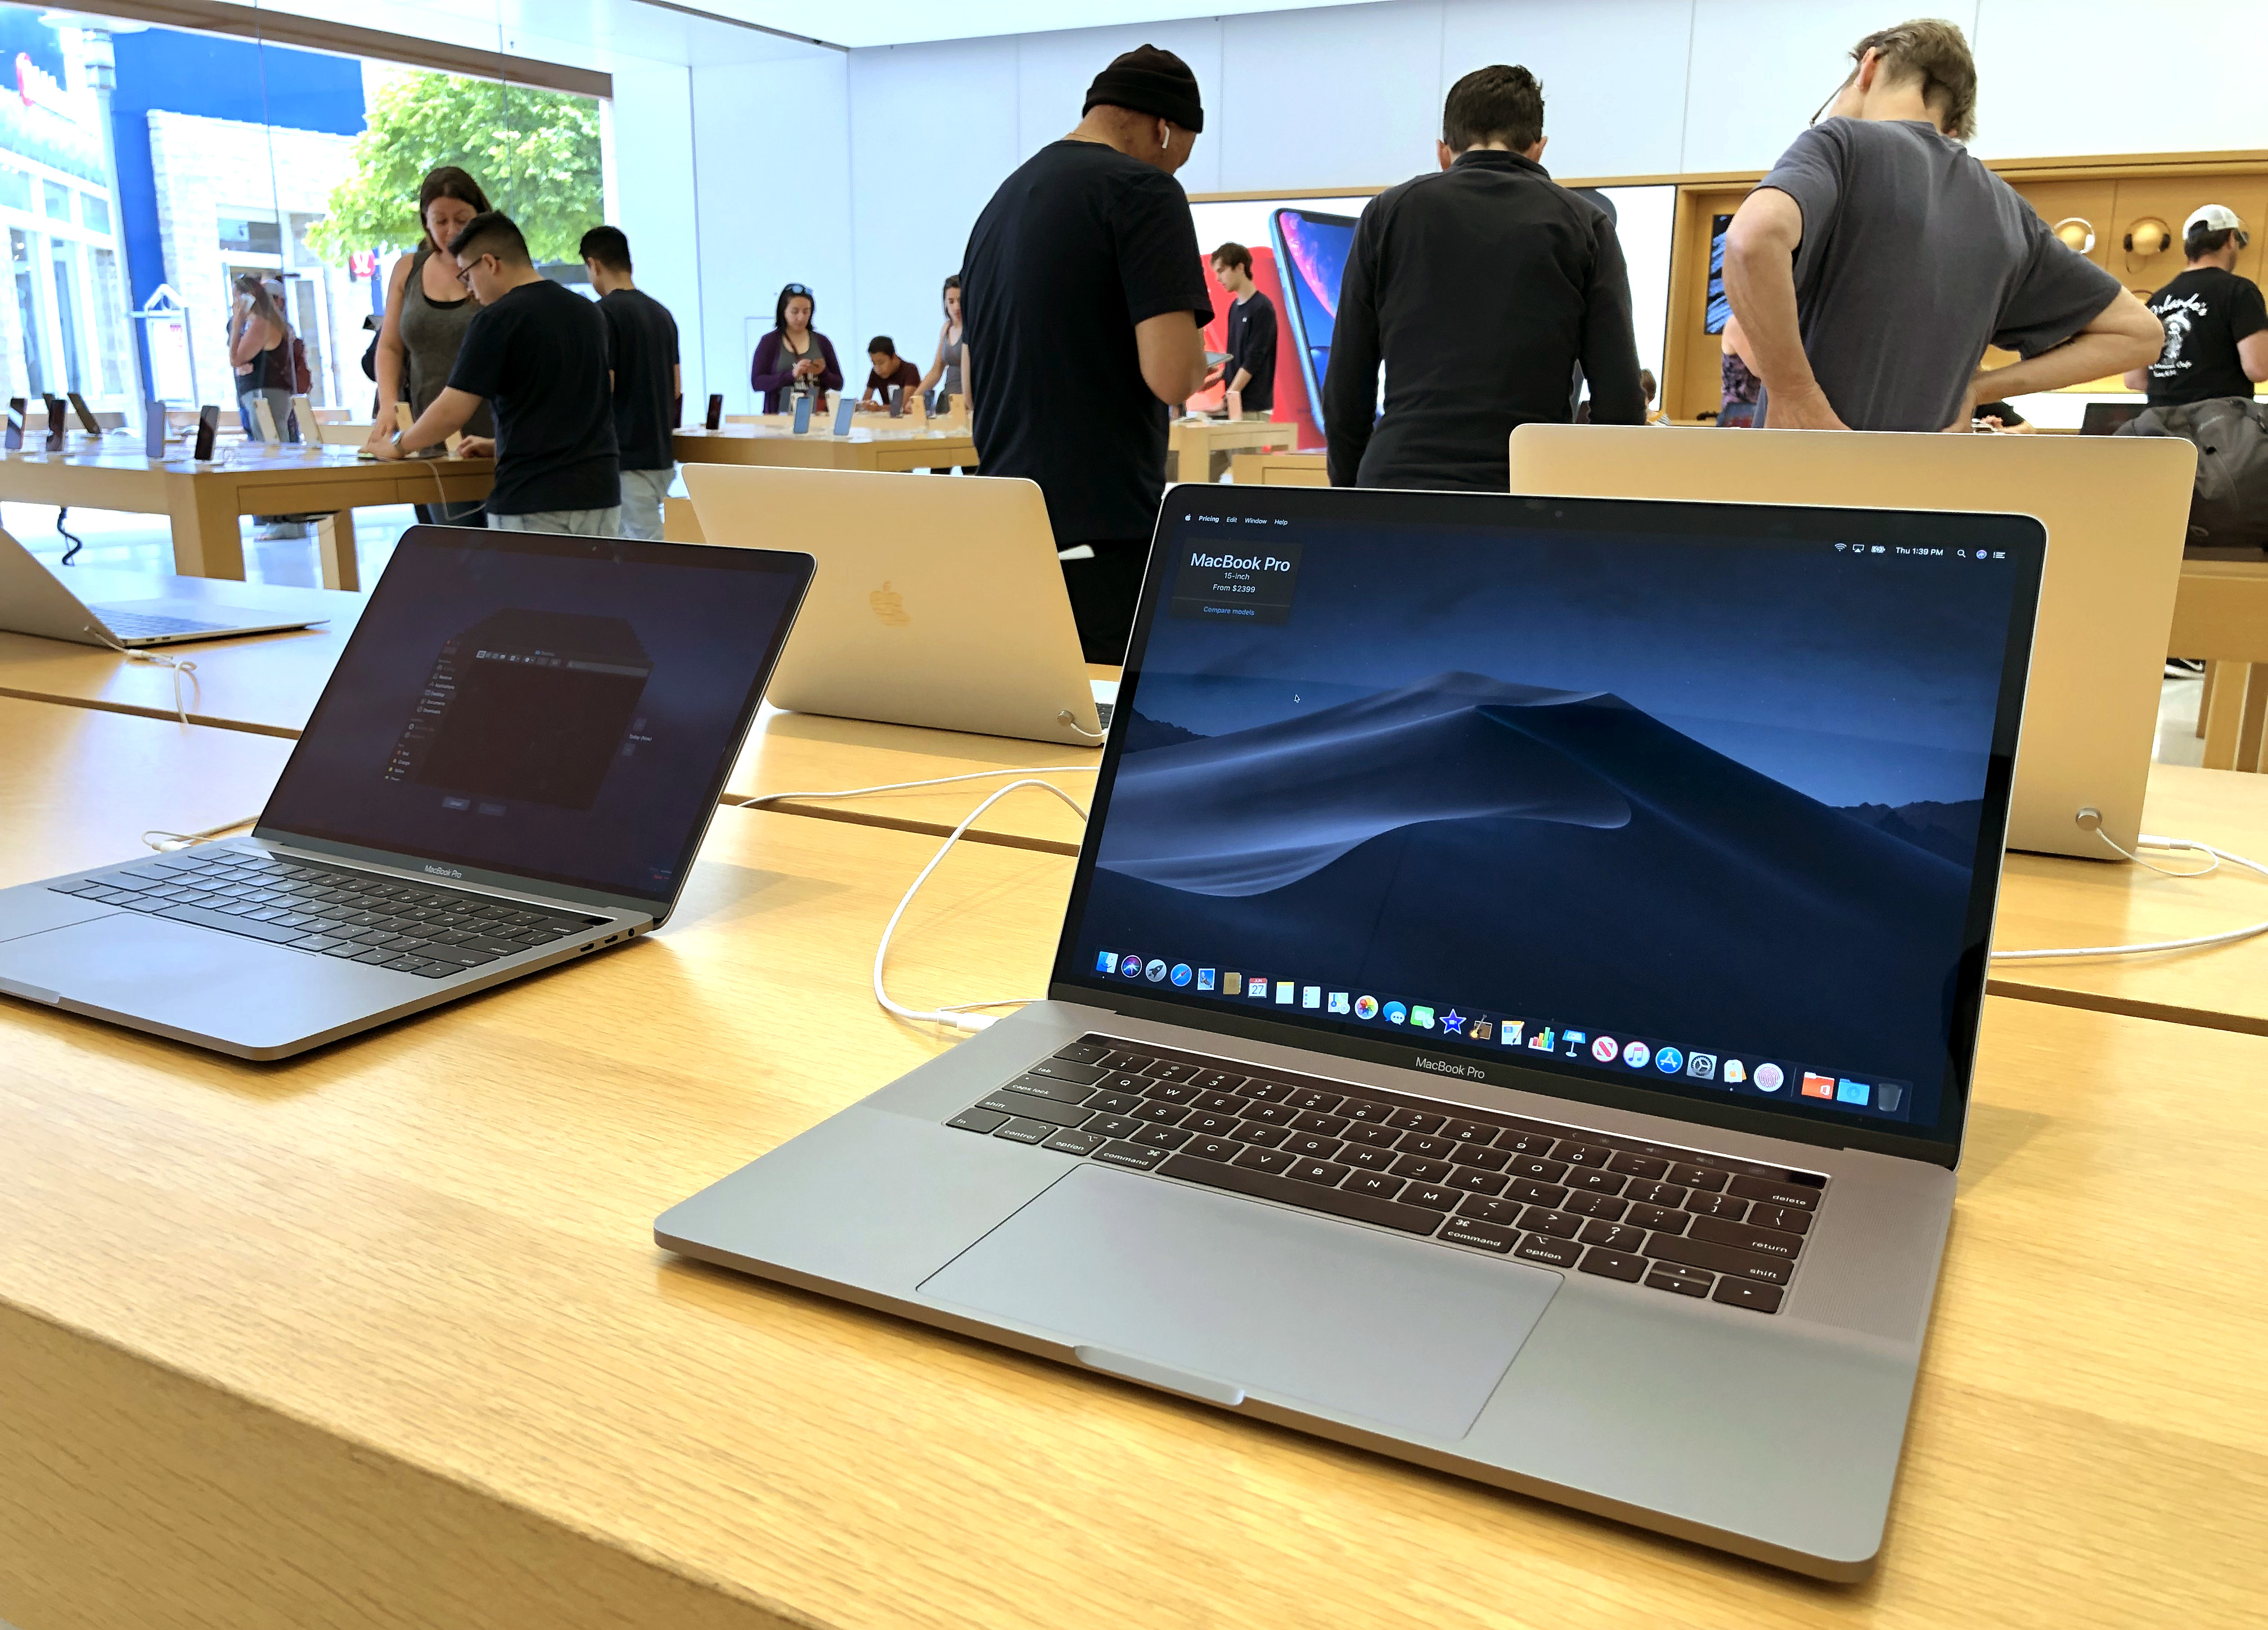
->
xmin=960 ymin=44 xmax=1213 ymax=664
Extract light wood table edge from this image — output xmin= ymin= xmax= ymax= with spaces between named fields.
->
xmin=1983 ymin=967 xmax=2268 ymax=1038
xmin=0 ymin=1299 xmax=806 ymax=1630
xmin=0 ymin=682 xmax=303 ymax=740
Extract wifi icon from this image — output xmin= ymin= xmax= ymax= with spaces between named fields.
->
xmin=1833 ymin=542 xmax=1847 ymax=552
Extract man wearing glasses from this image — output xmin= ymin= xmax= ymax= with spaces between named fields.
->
xmin=1721 ymin=19 xmax=2161 ymax=432
xmin=374 ymin=211 xmax=623 ymax=537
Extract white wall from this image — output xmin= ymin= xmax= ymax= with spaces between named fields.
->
xmin=683 ymin=0 xmax=2268 ymax=401
xmin=608 ymin=63 xmax=703 ymax=403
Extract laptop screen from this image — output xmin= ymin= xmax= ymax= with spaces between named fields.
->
xmin=259 ymin=527 xmax=809 ymax=906
xmin=1052 ymin=490 xmax=2042 ymax=1151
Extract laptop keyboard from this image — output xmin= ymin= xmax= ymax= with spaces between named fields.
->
xmin=48 ymin=848 xmax=609 ymax=978
xmin=91 ymin=608 xmax=228 ymax=638
xmin=948 ymin=1034 xmax=1824 ymax=1314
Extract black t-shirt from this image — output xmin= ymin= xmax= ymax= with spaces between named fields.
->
xmin=597 ymin=287 xmax=680 ymax=471
xmin=448 ymin=279 xmax=619 ymax=515
xmin=1222 ymin=289 xmax=1276 ymax=411
xmin=2145 ymin=267 xmax=2267 ymax=406
xmin=961 ymin=140 xmax=1212 ymax=544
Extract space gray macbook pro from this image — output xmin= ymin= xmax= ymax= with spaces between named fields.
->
xmin=0 ymin=526 xmax=323 ymax=646
xmin=658 ymin=484 xmax=2045 ymax=1578
xmin=0 ymin=525 xmax=812 ymax=1059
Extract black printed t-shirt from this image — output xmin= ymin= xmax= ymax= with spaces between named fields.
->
xmin=2144 ymin=267 xmax=2267 ymax=406
xmin=597 ymin=287 xmax=681 ymax=470
xmin=447 ymin=278 xmax=620 ymax=514
xmin=961 ymin=140 xmax=1212 ymax=544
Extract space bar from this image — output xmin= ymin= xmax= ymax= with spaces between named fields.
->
xmin=1158 ymin=1155 xmax=1446 ymax=1236
xmin=156 ymin=903 xmax=309 ymax=944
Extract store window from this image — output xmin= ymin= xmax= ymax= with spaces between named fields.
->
xmin=40 ymin=178 xmax=69 ymax=221
xmin=0 ymin=168 xmax=26 ymax=211
xmin=11 ymin=227 xmax=46 ymax=396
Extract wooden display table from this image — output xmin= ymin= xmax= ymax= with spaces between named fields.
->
xmin=1228 ymin=449 xmax=1329 ymax=485
xmin=0 ymin=443 xmax=490 ymax=589
xmin=0 ymin=570 xmax=362 ymax=736
xmin=1993 ymin=761 xmax=2268 ymax=1034
xmin=0 ymin=773 xmax=2256 ymax=1624
xmin=1168 ymin=415 xmax=1298 ymax=483
xmin=673 ymin=425 xmax=975 ymax=473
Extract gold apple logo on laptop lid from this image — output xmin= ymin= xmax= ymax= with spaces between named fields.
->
xmin=868 ymin=582 xmax=910 ymax=627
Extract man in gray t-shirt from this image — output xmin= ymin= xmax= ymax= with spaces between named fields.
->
xmin=1723 ymin=20 xmax=2161 ymax=431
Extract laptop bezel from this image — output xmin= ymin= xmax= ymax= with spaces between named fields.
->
xmin=1043 ymin=484 xmax=2046 ymax=1170
xmin=250 ymin=525 xmax=814 ymax=926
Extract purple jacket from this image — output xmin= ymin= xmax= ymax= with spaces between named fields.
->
xmin=750 ymin=328 xmax=844 ymax=413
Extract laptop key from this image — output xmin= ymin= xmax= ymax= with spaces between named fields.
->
xmin=118 ymin=897 xmax=170 ymax=913
xmin=975 ymin=1093 xmax=1092 ymax=1129
xmin=1192 ymin=1091 xmax=1245 ymax=1115
xmin=1130 ymin=1101 xmax=1187 ymax=1124
xmin=1338 ymin=1145 xmax=1394 ymax=1171
xmin=1340 ymin=1123 xmax=1399 ymax=1147
xmin=1237 ymin=1124 xmax=1292 ymax=1147
xmin=1556 ymin=1143 xmax=1612 ymax=1168
xmin=1284 ymin=1088 xmax=1340 ymax=1113
xmin=1456 ymin=1195 xmax=1524 ymax=1227
xmin=1505 ymin=1179 xmax=1567 ymax=1206
xmin=1497 ymin=1131 xmax=1556 ymax=1154
xmin=1644 ymin=1235 xmax=1792 ymax=1285
xmin=1445 ymin=1168 xmax=1506 ymax=1196
xmin=996 ymin=1074 xmax=1095 ymax=1105
xmin=1563 ymin=1192 xmax=1627 ymax=1220
xmin=1646 ymin=1271 xmax=1713 ymax=1299
xmin=1145 ymin=1062 xmax=1196 ymax=1083
xmin=1289 ymin=1110 xmax=1347 ymax=1136
xmin=1091 ymin=1141 xmax=1170 ymax=1172
xmin=321 ymin=942 xmax=371 ymax=958
xmin=1712 ymin=1280 xmax=1784 ymax=1314
xmin=406 ymin=961 xmax=460 ymax=978
xmin=993 ymin=1118 xmax=1056 ymax=1145
xmin=1026 ymin=1057 xmax=1105 ymax=1084
xmin=1085 ymin=1090 xmax=1144 ymax=1116
xmin=1383 ymin=1108 xmax=1444 ymax=1133
xmin=157 ymin=903 xmax=317 ymax=945
xmin=1662 ymin=1162 xmax=1724 ymax=1191
xmin=1131 ymin=1125 xmax=1192 ymax=1150
xmin=1285 ymin=1158 xmax=1350 ymax=1186
xmin=1185 ymin=1137 xmax=1244 ymax=1163
xmin=1448 ymin=1144 xmax=1509 ymax=1172
xmin=1748 ymin=1203 xmax=1813 ymax=1236
xmin=1605 ymin=1152 xmax=1669 ymax=1180
xmin=1335 ymin=1098 xmax=1392 ymax=1122
xmin=1578 ymin=1248 xmax=1646 ymax=1283
xmin=1628 ymin=1181 xmax=1686 ymax=1207
xmin=1193 ymin=1071 xmax=1244 ymax=1092
xmin=1514 ymin=1235 xmax=1581 ymax=1269
xmin=1342 ymin=1172 xmax=1405 ymax=1201
xmin=1042 ymin=1129 xmax=1109 ymax=1156
xmin=1083 ymin=1115 xmax=1144 ymax=1140
xmin=1049 ymin=1042 xmax=1111 ymax=1065
xmin=1624 ymin=1203 xmax=1686 ymax=1233
xmin=1727 ymin=1175 xmax=1820 ymax=1212
xmin=1507 ymin=1156 xmax=1569 ymax=1183
xmin=1685 ymin=1191 xmax=1749 ymax=1221
xmin=1439 ymin=1217 xmax=1518 ymax=1253
xmin=1580 ymin=1222 xmax=1647 ymax=1251
xmin=1567 ymin=1170 xmax=1624 ymax=1196
xmin=351 ymin=948 xmax=400 ymax=965
xmin=1188 ymin=1112 xmax=1244 ymax=1138
xmin=1143 ymin=1081 xmax=1202 ymax=1104
xmin=1282 ymin=1133 xmax=1339 ymax=1160
xmin=1686 ymin=1216 xmax=1806 ymax=1260
xmin=1158 ymin=1154 xmax=1446 ymax=1237
xmin=1234 ymin=1146 xmax=1297 ymax=1175
xmin=1401 ymin=1185 xmax=1459 ymax=1210
xmin=1519 ymin=1206 xmax=1582 ymax=1239
xmin=1390 ymin=1156 xmax=1452 ymax=1183
xmin=289 ymin=934 xmax=351 ymax=952
xmin=1238 ymin=1079 xmax=1292 ymax=1103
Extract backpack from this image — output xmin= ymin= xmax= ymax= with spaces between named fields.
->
xmin=2116 ymin=397 xmax=2268 ymax=549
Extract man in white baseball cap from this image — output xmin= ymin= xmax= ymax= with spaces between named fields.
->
xmin=2123 ymin=204 xmax=2268 ymax=404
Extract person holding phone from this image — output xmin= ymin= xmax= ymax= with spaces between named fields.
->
xmin=1208 ymin=242 xmax=1276 ymax=415
xmin=366 ymin=166 xmax=496 ymax=525
xmin=960 ymin=44 xmax=1213 ymax=663
xmin=750 ymin=286 xmax=843 ymax=413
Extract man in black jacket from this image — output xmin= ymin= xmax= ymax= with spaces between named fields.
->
xmin=1324 ymin=64 xmax=1643 ymax=490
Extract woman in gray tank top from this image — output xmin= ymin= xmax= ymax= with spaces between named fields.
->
xmin=919 ymin=274 xmax=966 ymax=407
xmin=368 ymin=165 xmax=494 ymax=523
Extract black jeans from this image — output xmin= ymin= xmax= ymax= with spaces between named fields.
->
xmin=1060 ymin=537 xmax=1148 ymax=666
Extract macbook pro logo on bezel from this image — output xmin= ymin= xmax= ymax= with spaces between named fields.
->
xmin=1415 ymin=1055 xmax=1485 ymax=1080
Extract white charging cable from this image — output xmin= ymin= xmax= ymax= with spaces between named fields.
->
xmin=85 ymin=622 xmax=200 ymax=724
xmin=736 ymin=764 xmax=1096 ymax=810
xmin=143 ymin=814 xmax=258 ymax=852
xmin=1056 ymin=708 xmax=1105 ymax=740
xmin=1992 ymin=819 xmax=2268 ymax=960
xmin=870 ymin=776 xmax=1090 ymax=1031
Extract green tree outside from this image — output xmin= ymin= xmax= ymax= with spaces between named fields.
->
xmin=305 ymin=71 xmax=604 ymax=267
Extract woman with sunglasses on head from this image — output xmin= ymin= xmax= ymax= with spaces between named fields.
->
xmin=750 ymin=283 xmax=843 ymax=413
xmin=365 ymin=165 xmax=496 ymax=523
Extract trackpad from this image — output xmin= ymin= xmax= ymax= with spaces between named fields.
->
xmin=918 ymin=1163 xmax=1560 ymax=1440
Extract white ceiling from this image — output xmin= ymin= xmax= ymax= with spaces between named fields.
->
xmin=251 ymin=0 xmax=1346 ymax=66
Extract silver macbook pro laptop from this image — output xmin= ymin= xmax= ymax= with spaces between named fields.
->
xmin=659 ymin=484 xmax=2046 ymax=1578
xmin=682 ymin=465 xmax=1110 ymax=746
xmin=0 ymin=524 xmax=812 ymax=1058
xmin=0 ymin=526 xmax=326 ymax=646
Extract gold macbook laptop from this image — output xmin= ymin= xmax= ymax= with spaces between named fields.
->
xmin=681 ymin=465 xmax=1106 ymax=746
xmin=1508 ymin=425 xmax=2195 ymax=859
